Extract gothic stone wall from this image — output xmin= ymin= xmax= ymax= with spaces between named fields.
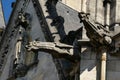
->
xmin=0 ymin=0 xmax=59 ymax=80
xmin=61 ymin=0 xmax=104 ymax=24
xmin=0 ymin=0 xmax=120 ymax=80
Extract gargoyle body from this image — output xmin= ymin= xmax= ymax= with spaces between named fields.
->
xmin=78 ymin=12 xmax=112 ymax=47
xmin=26 ymin=41 xmax=73 ymax=55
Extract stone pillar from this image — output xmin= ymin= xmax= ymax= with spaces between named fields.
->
xmin=81 ymin=0 xmax=87 ymax=13
xmin=103 ymin=0 xmax=111 ymax=30
xmin=95 ymin=0 xmax=104 ymax=24
xmin=115 ymin=0 xmax=120 ymax=23
xmin=101 ymin=51 xmax=107 ymax=80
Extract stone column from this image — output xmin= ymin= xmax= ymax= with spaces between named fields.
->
xmin=101 ymin=51 xmax=107 ymax=80
xmin=61 ymin=0 xmax=82 ymax=12
xmin=81 ymin=0 xmax=87 ymax=13
xmin=103 ymin=0 xmax=111 ymax=30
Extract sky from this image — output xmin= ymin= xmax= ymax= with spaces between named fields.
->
xmin=2 ymin=0 xmax=15 ymax=24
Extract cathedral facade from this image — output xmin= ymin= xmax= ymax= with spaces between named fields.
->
xmin=0 ymin=0 xmax=120 ymax=80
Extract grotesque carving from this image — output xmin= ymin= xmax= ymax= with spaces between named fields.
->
xmin=78 ymin=12 xmax=112 ymax=47
xmin=26 ymin=41 xmax=80 ymax=61
xmin=11 ymin=10 xmax=32 ymax=78
xmin=15 ymin=11 xmax=30 ymax=30
xmin=26 ymin=41 xmax=74 ymax=56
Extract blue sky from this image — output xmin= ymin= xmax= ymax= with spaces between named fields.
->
xmin=2 ymin=0 xmax=15 ymax=24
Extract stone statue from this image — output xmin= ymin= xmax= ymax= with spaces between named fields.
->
xmin=15 ymin=11 xmax=30 ymax=30
xmin=26 ymin=41 xmax=80 ymax=62
xmin=78 ymin=12 xmax=112 ymax=47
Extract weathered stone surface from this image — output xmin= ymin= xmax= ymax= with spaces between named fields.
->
xmin=22 ymin=1 xmax=59 ymax=80
xmin=0 ymin=0 xmax=59 ymax=80
xmin=107 ymin=72 xmax=120 ymax=80
xmin=0 ymin=1 xmax=5 ymax=28
xmin=80 ymin=66 xmax=96 ymax=80
xmin=56 ymin=2 xmax=82 ymax=34
xmin=61 ymin=0 xmax=104 ymax=24
xmin=0 ymin=0 xmax=120 ymax=80
xmin=115 ymin=0 xmax=120 ymax=23
xmin=61 ymin=0 xmax=82 ymax=12
xmin=80 ymin=48 xmax=97 ymax=80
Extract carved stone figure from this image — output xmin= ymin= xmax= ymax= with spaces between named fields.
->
xmin=25 ymin=41 xmax=80 ymax=61
xmin=15 ymin=11 xmax=30 ymax=30
xmin=78 ymin=12 xmax=112 ymax=46
xmin=0 ymin=0 xmax=120 ymax=80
